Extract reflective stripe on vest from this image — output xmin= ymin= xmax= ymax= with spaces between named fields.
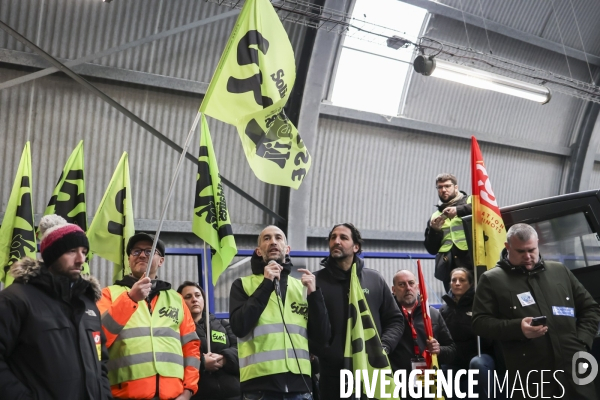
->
xmin=106 ymin=285 xmax=185 ymax=385
xmin=432 ymin=195 xmax=471 ymax=252
xmin=238 ymin=275 xmax=311 ymax=382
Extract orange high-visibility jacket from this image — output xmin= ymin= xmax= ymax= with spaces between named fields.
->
xmin=97 ymin=285 xmax=200 ymax=399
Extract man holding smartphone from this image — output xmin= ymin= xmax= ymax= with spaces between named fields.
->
xmin=424 ymin=173 xmax=473 ymax=291
xmin=472 ymin=223 xmax=600 ymax=399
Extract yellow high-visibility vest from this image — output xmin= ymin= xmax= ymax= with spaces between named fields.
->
xmin=238 ymin=275 xmax=311 ymax=382
xmin=104 ymin=286 xmax=188 ymax=385
xmin=431 ymin=196 xmax=472 ymax=252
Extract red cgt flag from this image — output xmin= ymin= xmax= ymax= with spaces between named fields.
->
xmin=418 ymin=260 xmax=435 ymax=368
xmin=471 ymin=136 xmax=506 ymax=270
xmin=417 ymin=260 xmax=445 ymax=399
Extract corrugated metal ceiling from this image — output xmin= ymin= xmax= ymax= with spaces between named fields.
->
xmin=437 ymin=0 xmax=600 ymax=57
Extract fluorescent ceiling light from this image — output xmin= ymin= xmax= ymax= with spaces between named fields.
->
xmin=413 ymin=55 xmax=551 ymax=104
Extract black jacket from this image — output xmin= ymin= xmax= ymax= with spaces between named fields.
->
xmin=193 ymin=314 xmax=240 ymax=399
xmin=312 ymin=256 xmax=404 ymax=398
xmin=0 ymin=258 xmax=112 ymax=400
xmin=424 ymin=191 xmax=473 ymax=284
xmin=229 ymin=251 xmax=330 ymax=393
xmin=440 ymin=287 xmax=493 ymax=370
xmin=388 ymin=298 xmax=456 ymax=373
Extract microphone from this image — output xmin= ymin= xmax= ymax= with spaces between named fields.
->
xmin=273 ymin=277 xmax=281 ymax=296
xmin=268 ymin=260 xmax=281 ymax=296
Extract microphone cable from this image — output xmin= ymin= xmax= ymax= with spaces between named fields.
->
xmin=274 ymin=278 xmax=314 ymax=400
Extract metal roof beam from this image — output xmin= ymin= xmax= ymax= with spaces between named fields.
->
xmin=0 ymin=9 xmax=239 ymax=91
xmin=0 ymin=49 xmax=209 ymax=94
xmin=399 ymin=0 xmax=600 ymax=66
xmin=0 ymin=17 xmax=284 ymax=223
xmin=320 ymin=103 xmax=572 ymax=157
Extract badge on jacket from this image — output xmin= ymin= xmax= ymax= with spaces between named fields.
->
xmin=552 ymin=306 xmax=575 ymax=317
xmin=92 ymin=331 xmax=101 ymax=360
xmin=212 ymin=330 xmax=227 ymax=344
xmin=517 ymin=292 xmax=536 ymax=307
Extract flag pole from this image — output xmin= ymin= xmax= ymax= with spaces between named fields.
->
xmin=144 ymin=111 xmax=202 ymax=278
xmin=203 ymin=240 xmax=212 ymax=353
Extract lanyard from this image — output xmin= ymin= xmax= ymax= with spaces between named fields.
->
xmin=401 ymin=303 xmax=422 ymax=358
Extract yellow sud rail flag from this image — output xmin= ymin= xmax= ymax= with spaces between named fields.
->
xmin=343 ymin=263 xmax=399 ymax=400
xmin=192 ymin=115 xmax=237 ymax=285
xmin=200 ymin=0 xmax=311 ymax=189
xmin=42 ymin=140 xmax=90 ymax=274
xmin=87 ymin=152 xmax=135 ymax=283
xmin=471 ymin=136 xmax=506 ymax=270
xmin=0 ymin=142 xmax=36 ymax=286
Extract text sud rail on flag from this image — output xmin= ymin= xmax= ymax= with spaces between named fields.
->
xmin=199 ymin=0 xmax=311 ymax=189
xmin=471 ymin=136 xmax=506 ymax=270
xmin=42 ymin=140 xmax=90 ymax=274
xmin=192 ymin=115 xmax=237 ymax=286
xmin=0 ymin=142 xmax=36 ymax=286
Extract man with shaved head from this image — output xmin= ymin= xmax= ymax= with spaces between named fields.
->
xmin=388 ymin=269 xmax=456 ymax=392
xmin=229 ymin=225 xmax=329 ymax=400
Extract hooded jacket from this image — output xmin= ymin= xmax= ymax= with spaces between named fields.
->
xmin=472 ymin=250 xmax=600 ymax=399
xmin=440 ymin=286 xmax=493 ymax=370
xmin=312 ymin=255 xmax=404 ymax=398
xmin=0 ymin=258 xmax=112 ymax=400
xmin=229 ymin=251 xmax=329 ymax=393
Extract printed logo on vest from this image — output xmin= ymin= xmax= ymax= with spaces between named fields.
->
xmin=291 ymin=301 xmax=308 ymax=320
xmin=159 ymin=306 xmax=180 ymax=324
xmin=212 ymin=330 xmax=227 ymax=344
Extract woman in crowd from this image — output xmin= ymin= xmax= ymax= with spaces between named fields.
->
xmin=440 ymin=268 xmax=501 ymax=399
xmin=177 ymin=282 xmax=241 ymax=400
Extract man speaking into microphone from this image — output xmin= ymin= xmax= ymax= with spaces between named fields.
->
xmin=230 ymin=225 xmax=330 ymax=400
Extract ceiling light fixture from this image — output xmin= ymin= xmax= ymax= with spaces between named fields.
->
xmin=413 ymin=55 xmax=551 ymax=104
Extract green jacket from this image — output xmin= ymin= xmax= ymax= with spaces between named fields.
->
xmin=472 ymin=250 xmax=600 ymax=398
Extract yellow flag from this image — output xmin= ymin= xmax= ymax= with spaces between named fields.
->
xmin=344 ymin=263 xmax=398 ymax=399
xmin=87 ymin=152 xmax=135 ymax=283
xmin=0 ymin=142 xmax=36 ymax=286
xmin=200 ymin=0 xmax=311 ymax=189
xmin=43 ymin=140 xmax=87 ymax=229
xmin=193 ymin=115 xmax=237 ymax=285
xmin=471 ymin=136 xmax=506 ymax=269
xmin=42 ymin=140 xmax=90 ymax=274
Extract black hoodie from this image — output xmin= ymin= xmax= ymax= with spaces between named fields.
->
xmin=0 ymin=258 xmax=112 ymax=400
xmin=312 ymin=255 xmax=404 ymax=398
xmin=229 ymin=251 xmax=329 ymax=393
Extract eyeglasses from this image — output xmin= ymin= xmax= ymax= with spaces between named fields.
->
xmin=436 ymin=184 xmax=455 ymax=190
xmin=130 ymin=248 xmax=160 ymax=257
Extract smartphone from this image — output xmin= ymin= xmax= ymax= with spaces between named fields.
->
xmin=530 ymin=316 xmax=547 ymax=326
